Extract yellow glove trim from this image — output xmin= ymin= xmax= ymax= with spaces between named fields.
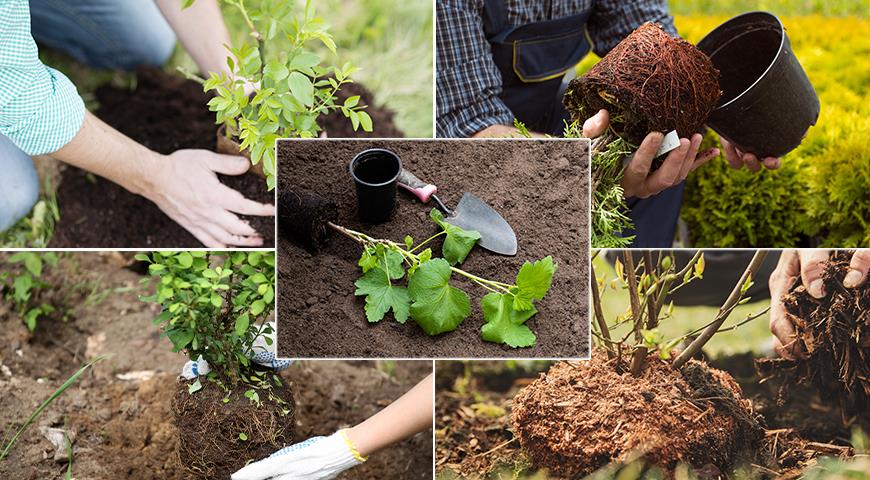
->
xmin=339 ymin=429 xmax=368 ymax=463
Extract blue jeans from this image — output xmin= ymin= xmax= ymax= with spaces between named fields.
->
xmin=0 ymin=0 xmax=176 ymax=232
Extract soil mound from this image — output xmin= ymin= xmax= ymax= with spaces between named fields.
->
xmin=172 ymin=378 xmax=295 ymax=479
xmin=511 ymin=351 xmax=763 ymax=478
xmin=564 ymin=23 xmax=720 ymax=145
xmin=758 ymin=252 xmax=870 ymax=422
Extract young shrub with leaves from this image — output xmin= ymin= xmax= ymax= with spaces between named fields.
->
xmin=591 ymin=249 xmax=768 ymax=375
xmin=0 ymin=252 xmax=63 ymax=331
xmin=138 ymin=251 xmax=276 ymax=387
xmin=185 ymin=0 xmax=374 ymax=189
xmin=343 ymin=209 xmax=557 ymax=347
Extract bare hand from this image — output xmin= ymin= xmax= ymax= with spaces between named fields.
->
xmin=146 ymin=150 xmax=274 ymax=247
xmin=583 ymin=109 xmax=718 ymax=198
xmin=769 ymin=250 xmax=870 ymax=358
xmin=721 ymin=137 xmax=780 ymax=172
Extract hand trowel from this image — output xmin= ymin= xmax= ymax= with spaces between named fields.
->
xmin=397 ymin=169 xmax=517 ymax=256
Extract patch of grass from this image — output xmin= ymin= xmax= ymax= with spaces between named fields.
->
xmin=0 ymin=178 xmax=60 ymax=248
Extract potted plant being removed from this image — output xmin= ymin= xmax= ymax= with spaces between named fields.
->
xmin=562 ymin=23 xmax=721 ymax=247
xmin=138 ymin=251 xmax=291 ymax=478
xmin=183 ymin=0 xmax=375 ymax=189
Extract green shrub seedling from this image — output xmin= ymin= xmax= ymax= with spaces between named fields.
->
xmin=182 ymin=0 xmax=374 ymax=190
xmin=0 ymin=252 xmax=69 ymax=331
xmin=138 ymin=251 xmax=280 ymax=392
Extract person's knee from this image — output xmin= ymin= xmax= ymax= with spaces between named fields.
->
xmin=119 ymin=23 xmax=177 ymax=68
xmin=0 ymin=175 xmax=39 ymax=233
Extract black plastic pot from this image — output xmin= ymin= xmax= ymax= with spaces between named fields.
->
xmin=698 ymin=11 xmax=820 ymax=158
xmin=349 ymin=148 xmax=402 ymax=223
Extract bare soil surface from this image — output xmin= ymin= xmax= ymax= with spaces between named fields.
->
xmin=277 ymin=139 xmax=589 ymax=358
xmin=50 ymin=68 xmax=402 ymax=248
xmin=0 ymin=253 xmax=432 ymax=479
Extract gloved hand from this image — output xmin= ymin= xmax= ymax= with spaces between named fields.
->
xmin=231 ymin=429 xmax=366 ymax=480
xmin=181 ymin=321 xmax=292 ymax=379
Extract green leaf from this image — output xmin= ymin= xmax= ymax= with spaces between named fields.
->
xmin=404 ymin=235 xmax=414 ymax=249
xmin=238 ymin=432 xmax=248 ymax=441
xmin=354 ymin=268 xmax=410 ymax=323
xmin=176 ymin=252 xmax=193 ymax=268
xmin=287 ymin=72 xmax=314 ymax=106
xmin=251 ymin=300 xmax=266 ymax=316
xmin=264 ymin=60 xmax=290 ymax=82
xmin=408 ymin=259 xmax=470 ymax=335
xmin=167 ymin=328 xmax=194 ymax=351
xmin=513 ymin=256 xmax=557 ymax=311
xmin=289 ymin=52 xmax=320 ymax=71
xmin=357 ymin=110 xmax=373 ymax=132
xmin=188 ymin=379 xmax=202 ymax=394
xmin=234 ymin=314 xmax=250 ymax=337
xmin=480 ymin=293 xmax=537 ymax=347
xmin=24 ymin=254 xmax=42 ymax=277
xmin=210 ymin=293 xmax=222 ymax=308
xmin=358 ymin=247 xmax=378 ymax=272
xmin=429 ymin=209 xmax=481 ymax=265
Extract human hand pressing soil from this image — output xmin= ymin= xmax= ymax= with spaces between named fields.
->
xmin=232 ymin=373 xmax=434 ymax=480
xmin=582 ymin=109 xmax=720 ymax=198
xmin=51 ymin=111 xmax=274 ymax=247
xmin=147 ymin=149 xmax=274 ymax=247
xmin=769 ymin=249 xmax=870 ymax=359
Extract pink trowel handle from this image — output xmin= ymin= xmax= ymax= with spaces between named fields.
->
xmin=397 ymin=168 xmax=437 ymax=203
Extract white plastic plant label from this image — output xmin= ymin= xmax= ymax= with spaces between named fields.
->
xmin=655 ymin=130 xmax=681 ymax=157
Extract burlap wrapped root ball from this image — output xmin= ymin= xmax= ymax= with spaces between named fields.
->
xmin=564 ymin=22 xmax=721 ymax=145
xmin=510 ymin=353 xmax=763 ymax=478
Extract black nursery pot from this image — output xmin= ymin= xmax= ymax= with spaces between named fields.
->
xmin=698 ymin=11 xmax=820 ymax=158
xmin=349 ymin=148 xmax=402 ymax=223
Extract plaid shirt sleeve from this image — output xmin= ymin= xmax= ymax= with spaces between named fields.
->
xmin=436 ymin=0 xmax=514 ymax=138
xmin=0 ymin=0 xmax=85 ymax=155
xmin=587 ymin=0 xmax=676 ymax=56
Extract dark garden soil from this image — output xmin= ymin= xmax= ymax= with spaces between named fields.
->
xmin=276 ymin=139 xmax=590 ymax=358
xmin=50 ymin=68 xmax=402 ymax=248
xmin=436 ymin=353 xmax=862 ymax=479
xmin=564 ymin=22 xmax=720 ymax=146
xmin=0 ymin=253 xmax=432 ymax=480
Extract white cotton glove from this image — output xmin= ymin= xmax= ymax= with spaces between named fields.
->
xmin=231 ymin=429 xmax=366 ymax=480
xmin=180 ymin=321 xmax=292 ymax=379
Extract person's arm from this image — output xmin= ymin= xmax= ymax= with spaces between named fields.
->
xmin=587 ymin=0 xmax=675 ymax=56
xmin=154 ymin=0 xmax=232 ymax=76
xmin=345 ymin=373 xmax=433 ymax=456
xmin=769 ymin=250 xmax=870 ymax=359
xmin=232 ymin=373 xmax=434 ymax=480
xmin=436 ymin=0 xmax=516 ymax=138
xmin=53 ymin=112 xmax=273 ymax=247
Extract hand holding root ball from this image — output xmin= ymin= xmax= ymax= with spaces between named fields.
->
xmin=582 ymin=109 xmax=719 ymax=198
xmin=769 ymin=250 xmax=870 ymax=359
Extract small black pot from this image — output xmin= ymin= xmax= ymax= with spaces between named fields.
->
xmin=349 ymin=148 xmax=402 ymax=223
xmin=698 ymin=11 xmax=820 ymax=158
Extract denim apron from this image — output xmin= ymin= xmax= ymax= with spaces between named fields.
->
xmin=483 ymin=0 xmax=683 ymax=247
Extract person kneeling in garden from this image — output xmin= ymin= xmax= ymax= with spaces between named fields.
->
xmin=0 ymin=0 xmax=272 ymax=247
